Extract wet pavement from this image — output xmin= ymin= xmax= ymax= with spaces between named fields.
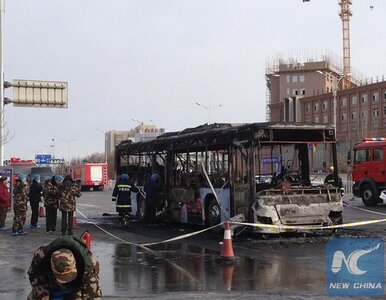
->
xmin=0 ymin=190 xmax=385 ymax=299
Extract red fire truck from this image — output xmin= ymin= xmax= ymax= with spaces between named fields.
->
xmin=71 ymin=163 xmax=108 ymax=191
xmin=352 ymin=137 xmax=386 ymax=206
xmin=6 ymin=157 xmax=36 ymax=184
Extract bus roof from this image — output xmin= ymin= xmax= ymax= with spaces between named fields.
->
xmin=117 ymin=122 xmax=336 ymax=153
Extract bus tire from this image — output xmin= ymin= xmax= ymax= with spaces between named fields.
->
xmin=206 ymin=198 xmax=221 ymax=228
xmin=360 ymin=184 xmax=378 ymax=207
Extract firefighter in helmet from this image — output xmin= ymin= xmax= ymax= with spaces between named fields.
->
xmin=112 ymin=174 xmax=139 ymax=227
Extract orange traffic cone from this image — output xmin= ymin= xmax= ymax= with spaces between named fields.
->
xmin=219 ymin=220 xmax=235 ymax=260
xmin=221 ymin=264 xmax=235 ymax=290
xmin=72 ymin=211 xmax=77 ymax=229
xmin=38 ymin=202 xmax=45 ymax=218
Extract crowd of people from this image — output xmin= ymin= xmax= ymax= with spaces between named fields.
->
xmin=1 ymin=171 xmax=163 ymax=299
xmin=0 ymin=173 xmax=81 ymax=236
xmin=0 ymin=173 xmax=102 ymax=298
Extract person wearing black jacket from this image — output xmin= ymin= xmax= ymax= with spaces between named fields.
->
xmin=29 ymin=175 xmax=44 ymax=229
xmin=112 ymin=174 xmax=139 ymax=227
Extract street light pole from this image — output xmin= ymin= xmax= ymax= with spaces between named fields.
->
xmin=131 ymin=118 xmax=143 ymax=126
xmin=0 ymin=2 xmax=4 ymax=166
xmin=195 ymin=102 xmax=223 ymax=124
xmin=316 ymin=71 xmax=350 ymax=130
xmin=61 ymin=138 xmax=76 ymax=165
xmin=51 ymin=138 xmax=55 ymax=159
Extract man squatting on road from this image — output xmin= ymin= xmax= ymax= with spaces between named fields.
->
xmin=28 ymin=235 xmax=102 ymax=299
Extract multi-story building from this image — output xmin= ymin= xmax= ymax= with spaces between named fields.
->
xmin=266 ymin=57 xmax=386 ymax=171
xmin=105 ymin=125 xmax=167 ymax=178
xmin=105 ymin=130 xmax=135 ymax=163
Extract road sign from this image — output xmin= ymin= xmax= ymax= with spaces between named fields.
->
xmin=12 ymin=79 xmax=68 ymax=108
xmin=51 ymin=158 xmax=64 ymax=165
xmin=35 ymin=154 xmax=52 ymax=165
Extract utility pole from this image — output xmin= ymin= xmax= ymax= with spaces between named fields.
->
xmin=0 ymin=1 xmax=4 ymax=166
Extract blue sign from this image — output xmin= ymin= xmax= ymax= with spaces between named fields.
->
xmin=326 ymin=238 xmax=384 ymax=297
xmin=35 ymin=154 xmax=52 ymax=165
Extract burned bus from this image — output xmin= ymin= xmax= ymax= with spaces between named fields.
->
xmin=115 ymin=122 xmax=343 ymax=233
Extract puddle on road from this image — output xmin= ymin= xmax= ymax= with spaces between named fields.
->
xmin=94 ymin=241 xmax=324 ymax=297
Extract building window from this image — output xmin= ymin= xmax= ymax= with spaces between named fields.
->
xmin=292 ymin=75 xmax=298 ymax=83
xmin=293 ymin=89 xmax=298 ymax=96
xmin=350 ymin=95 xmax=357 ymax=106
xmin=384 ymin=89 xmax=386 ymax=100
xmin=341 ymin=112 xmax=347 ymax=121
xmin=372 ymin=92 xmax=379 ymax=102
xmin=287 ymin=88 xmax=290 ymax=95
xmin=322 ymin=101 xmax=328 ymax=110
xmin=314 ymin=102 xmax=319 ymax=111
xmin=300 ymin=88 xmax=305 ymax=95
xmin=305 ymin=104 xmax=310 ymax=113
xmin=373 ymin=108 xmax=379 ymax=117
xmin=351 ymin=111 xmax=357 ymax=120
xmin=314 ymin=116 xmax=319 ymax=123
xmin=323 ymin=115 xmax=328 ymax=124
xmin=361 ymin=111 xmax=368 ymax=118
xmin=341 ymin=97 xmax=347 ymax=107
xmin=287 ymin=75 xmax=290 ymax=83
xmin=384 ymin=106 xmax=386 ymax=115
xmin=361 ymin=94 xmax=368 ymax=103
xmin=299 ymin=75 xmax=305 ymax=82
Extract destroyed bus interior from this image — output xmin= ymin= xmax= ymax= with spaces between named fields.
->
xmin=115 ymin=122 xmax=343 ymax=233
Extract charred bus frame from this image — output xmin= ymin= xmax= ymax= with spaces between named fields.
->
xmin=115 ymin=122 xmax=343 ymax=233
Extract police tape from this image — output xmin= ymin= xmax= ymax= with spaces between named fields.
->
xmin=76 ymin=206 xmax=386 ymax=248
xmin=139 ymin=223 xmax=224 ymax=247
xmin=76 ymin=209 xmax=139 ymax=246
xmin=230 ymin=218 xmax=386 ymax=231
xmin=76 ymin=208 xmax=224 ymax=247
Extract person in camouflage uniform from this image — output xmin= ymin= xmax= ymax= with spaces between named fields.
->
xmin=43 ymin=175 xmax=63 ymax=233
xmin=11 ymin=173 xmax=29 ymax=236
xmin=59 ymin=175 xmax=81 ymax=235
xmin=27 ymin=235 xmax=102 ymax=300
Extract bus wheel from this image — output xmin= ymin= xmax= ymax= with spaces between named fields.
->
xmin=207 ymin=199 xmax=221 ymax=228
xmin=360 ymin=184 xmax=378 ymax=207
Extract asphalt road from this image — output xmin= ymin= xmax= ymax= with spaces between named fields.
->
xmin=0 ymin=190 xmax=385 ymax=299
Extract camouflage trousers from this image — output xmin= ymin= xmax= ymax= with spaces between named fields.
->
xmin=12 ymin=208 xmax=26 ymax=232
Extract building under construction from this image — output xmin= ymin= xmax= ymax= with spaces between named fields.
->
xmin=266 ymin=54 xmax=386 ymax=171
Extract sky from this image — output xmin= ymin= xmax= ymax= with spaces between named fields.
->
xmin=3 ymin=0 xmax=386 ymax=161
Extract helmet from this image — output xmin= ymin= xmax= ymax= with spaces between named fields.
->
xmin=121 ymin=174 xmax=129 ymax=180
xmin=150 ymin=173 xmax=160 ymax=182
xmin=18 ymin=173 xmax=27 ymax=181
xmin=32 ymin=174 xmax=41 ymax=182
xmin=54 ymin=175 xmax=64 ymax=182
